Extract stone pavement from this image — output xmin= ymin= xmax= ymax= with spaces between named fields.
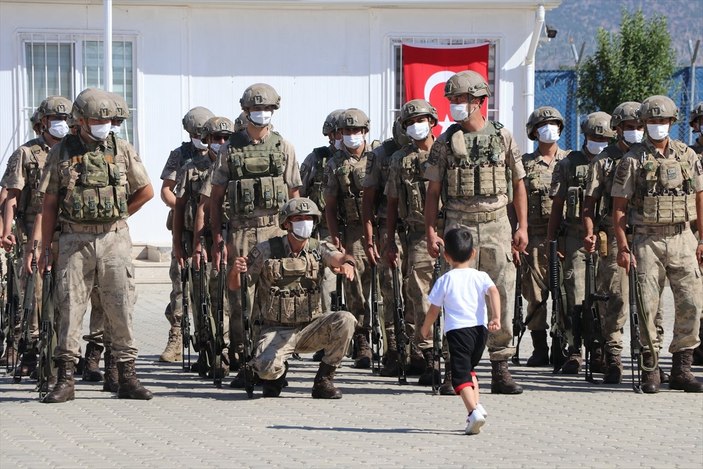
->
xmin=1 ymin=283 xmax=702 ymax=469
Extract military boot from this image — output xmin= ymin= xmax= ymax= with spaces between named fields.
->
xmin=261 ymin=366 xmax=289 ymax=398
xmin=590 ymin=346 xmax=606 ymax=374
xmin=526 ymin=330 xmax=550 ymax=367
xmin=311 ymin=362 xmax=342 ymax=399
xmin=117 ymin=360 xmax=153 ymax=400
xmin=602 ymin=351 xmax=623 ymax=384
xmin=693 ymin=324 xmax=703 ymax=366
xmin=641 ymin=352 xmax=660 ymax=394
xmin=417 ymin=349 xmax=440 ymax=386
xmin=560 ymin=348 xmax=582 ymax=375
xmin=353 ymin=330 xmax=372 ymax=369
xmin=82 ymin=342 xmax=104 ymax=382
xmin=18 ymin=350 xmax=38 ymax=377
xmin=380 ymin=326 xmax=399 ymax=377
xmin=312 ymin=350 xmax=325 ymax=362
xmin=102 ymin=347 xmax=119 ymax=392
xmin=408 ymin=343 xmax=426 ymax=375
xmin=158 ymin=326 xmax=182 ymax=362
xmin=490 ymin=360 xmax=523 ymax=394
xmin=659 ymin=367 xmax=669 ymax=384
xmin=669 ymin=350 xmax=703 ymax=393
xmin=439 ymin=359 xmax=455 ymax=396
xmin=42 ymin=360 xmax=75 ymax=403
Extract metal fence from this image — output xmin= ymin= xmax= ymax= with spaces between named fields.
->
xmin=535 ymin=67 xmax=703 ymax=151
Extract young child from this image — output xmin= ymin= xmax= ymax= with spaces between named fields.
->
xmin=421 ymin=227 xmax=501 ymax=435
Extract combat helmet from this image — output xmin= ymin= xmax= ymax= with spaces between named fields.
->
xmin=444 ymin=71 xmax=491 ymax=98
xmin=526 ymin=106 xmax=564 ymax=140
xmin=581 ymin=111 xmax=616 ymax=139
xmin=689 ymin=102 xmax=703 ymax=126
xmin=610 ymin=102 xmax=640 ymax=129
xmin=200 ymin=116 xmax=235 ymax=140
xmin=400 ymin=99 xmax=438 ymax=127
xmin=392 ymin=117 xmax=411 ymax=147
xmin=338 ymin=108 xmax=370 ymax=130
xmin=234 ymin=111 xmax=248 ymax=131
xmin=40 ymin=96 xmax=73 ymax=118
xmin=638 ymin=95 xmax=678 ymax=122
xmin=322 ymin=109 xmax=345 ymax=136
xmin=279 ymin=197 xmax=322 ymax=230
xmin=240 ymin=83 xmax=281 ymax=110
xmin=110 ymin=92 xmax=130 ymax=120
xmin=30 ymin=108 xmax=43 ymax=133
xmin=72 ymin=88 xmax=116 ymax=120
xmin=182 ymin=106 xmax=215 ymax=135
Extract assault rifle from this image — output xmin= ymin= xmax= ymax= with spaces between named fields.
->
xmin=196 ymin=237 xmax=213 ymax=378
xmin=37 ymin=247 xmax=54 ymax=399
xmin=180 ymin=256 xmax=191 ymax=372
xmin=511 ymin=258 xmax=526 ymax=365
xmin=212 ymin=234 xmax=227 ymax=387
xmin=13 ymin=241 xmax=38 ymax=383
xmin=392 ymin=266 xmax=408 ymax=384
xmin=583 ymin=253 xmax=607 ymax=383
xmin=549 ymin=240 xmax=568 ymax=373
xmin=431 ymin=243 xmax=443 ymax=395
xmin=239 ymin=249 xmax=255 ymax=398
xmin=330 ymin=231 xmax=346 ymax=311
xmin=370 ymin=262 xmax=383 ymax=374
xmin=3 ymin=250 xmax=22 ymax=372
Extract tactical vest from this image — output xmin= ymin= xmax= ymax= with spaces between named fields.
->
xmin=633 ymin=142 xmax=697 ymax=225
xmin=523 ymin=153 xmax=556 ymax=226
xmin=443 ymin=122 xmax=508 ymax=201
xmin=17 ymin=139 xmax=48 ymax=225
xmin=179 ymin=141 xmax=196 ymax=166
xmin=595 ymin=145 xmax=623 ymax=224
xmin=225 ymin=131 xmax=287 ymax=218
xmin=58 ymin=134 xmax=129 ymax=224
xmin=373 ymin=140 xmax=397 ymax=216
xmin=397 ymin=146 xmax=430 ymax=223
xmin=307 ymin=146 xmax=333 ymax=213
xmin=564 ymin=151 xmax=590 ymax=224
xmin=260 ymin=237 xmax=322 ymax=325
xmin=332 ymin=150 xmax=369 ymax=223
xmin=184 ymin=156 xmax=213 ymax=232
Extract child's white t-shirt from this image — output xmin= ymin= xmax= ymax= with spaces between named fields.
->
xmin=427 ymin=267 xmax=495 ymax=333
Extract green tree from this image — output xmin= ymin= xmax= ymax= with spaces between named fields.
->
xmin=577 ymin=10 xmax=675 ymax=114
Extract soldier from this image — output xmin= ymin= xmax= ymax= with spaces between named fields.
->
xmin=208 ymin=83 xmax=301 ymax=388
xmin=159 ymin=106 xmax=215 ymax=363
xmin=520 ymin=106 xmax=570 ymax=367
xmin=424 ymin=71 xmax=527 ymax=394
xmin=548 ymin=111 xmax=614 ymax=374
xmin=384 ymin=99 xmax=439 ymax=384
xmin=39 ymin=88 xmax=154 ymax=403
xmin=688 ymin=101 xmax=703 ymax=366
xmin=611 ymin=95 xmax=703 ymax=393
xmin=323 ymin=108 xmax=374 ymax=369
xmin=228 ymin=198 xmax=357 ymax=398
xmin=300 ymin=109 xmax=344 ymax=314
xmin=0 ymin=95 xmax=72 ymax=376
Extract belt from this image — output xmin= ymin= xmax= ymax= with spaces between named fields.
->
xmin=61 ymin=220 xmax=127 ymax=234
xmin=230 ymin=214 xmax=278 ymax=229
xmin=634 ymin=223 xmax=688 ymax=236
xmin=448 ymin=207 xmax=508 ymax=224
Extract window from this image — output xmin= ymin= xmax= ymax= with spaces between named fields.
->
xmin=390 ymin=37 xmax=498 ymax=121
xmin=20 ymin=32 xmax=137 ymax=145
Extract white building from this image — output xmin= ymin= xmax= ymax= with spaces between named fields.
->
xmin=0 ymin=0 xmax=560 ymax=246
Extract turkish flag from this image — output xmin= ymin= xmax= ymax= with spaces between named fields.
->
xmin=402 ymin=44 xmax=490 ymax=136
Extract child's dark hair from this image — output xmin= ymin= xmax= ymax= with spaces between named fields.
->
xmin=444 ymin=227 xmax=474 ymax=263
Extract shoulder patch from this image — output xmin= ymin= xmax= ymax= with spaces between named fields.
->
xmin=613 ymin=158 xmax=630 ymax=186
xmin=695 ymin=158 xmax=703 ymax=175
xmin=248 ymin=246 xmax=262 ymax=261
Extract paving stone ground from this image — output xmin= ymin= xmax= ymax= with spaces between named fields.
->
xmin=1 ymin=283 xmax=702 ymax=468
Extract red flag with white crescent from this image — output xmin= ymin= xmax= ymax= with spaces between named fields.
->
xmin=402 ymin=44 xmax=490 ymax=137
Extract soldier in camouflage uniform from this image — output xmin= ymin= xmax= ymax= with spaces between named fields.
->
xmin=40 ymin=88 xmax=154 ymax=403
xmin=323 ymin=108 xmax=374 ymax=369
xmin=548 ymin=111 xmax=614 ymax=374
xmin=0 ymin=95 xmax=72 ymax=376
xmin=159 ymin=106 xmax=215 ymax=363
xmin=385 ymin=99 xmax=439 ymax=384
xmin=300 ymin=109 xmax=344 ymax=314
xmin=424 ymin=71 xmax=527 ymax=394
xmin=208 ymin=83 xmax=302 ymax=388
xmin=688 ymin=101 xmax=703 ymax=365
xmin=611 ymin=95 xmax=703 ymax=393
xmin=520 ymin=106 xmax=570 ymax=367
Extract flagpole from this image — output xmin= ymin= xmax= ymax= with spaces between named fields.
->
xmin=104 ymin=0 xmax=113 ymax=92
xmin=524 ymin=5 xmax=545 ymax=152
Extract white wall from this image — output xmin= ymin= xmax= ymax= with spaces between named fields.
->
xmin=0 ymin=1 xmax=542 ymax=245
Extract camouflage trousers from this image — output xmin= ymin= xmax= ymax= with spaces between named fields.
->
xmin=54 ymin=227 xmax=138 ymax=363
xmin=405 ymin=228 xmax=434 ymax=351
xmin=88 ymin=286 xmax=107 ymax=344
xmin=378 ymin=224 xmax=405 ymax=326
xmin=521 ymin=226 xmax=550 ymax=332
xmin=446 ymin=209 xmax=515 ymax=361
xmin=633 ymin=227 xmax=703 ymax=354
xmin=317 ymin=227 xmax=337 ymax=314
xmin=561 ymin=226 xmax=586 ymax=349
xmin=341 ymin=223 xmax=372 ymax=330
xmin=166 ymin=253 xmax=183 ymax=326
xmin=253 ymin=311 xmax=357 ymax=380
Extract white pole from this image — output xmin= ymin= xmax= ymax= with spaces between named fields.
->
xmin=104 ymin=0 xmax=113 ymax=91
xmin=524 ymin=5 xmax=545 ymax=153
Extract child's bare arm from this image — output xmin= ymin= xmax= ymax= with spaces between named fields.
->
xmin=486 ymin=285 xmax=501 ymax=332
xmin=420 ymin=304 xmax=442 ymax=339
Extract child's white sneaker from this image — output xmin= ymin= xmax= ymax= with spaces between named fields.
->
xmin=465 ymin=409 xmax=486 ymax=435
xmin=476 ymin=403 xmax=487 ymax=418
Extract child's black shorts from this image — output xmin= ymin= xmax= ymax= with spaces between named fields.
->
xmin=446 ymin=325 xmax=488 ymax=394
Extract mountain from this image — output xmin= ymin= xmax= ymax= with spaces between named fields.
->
xmin=536 ymin=0 xmax=703 ymax=70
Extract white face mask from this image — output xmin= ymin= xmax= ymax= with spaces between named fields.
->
xmin=191 ymin=137 xmax=208 ymax=150
xmin=623 ymin=129 xmax=644 ymax=144
xmin=646 ymin=123 xmax=669 ymax=141
xmin=406 ymin=121 xmax=431 ymax=141
xmin=537 ymin=124 xmax=560 ymax=143
xmin=209 ymin=143 xmax=221 ymax=154
xmin=291 ymin=219 xmax=314 ymax=239
xmin=585 ymin=140 xmax=608 ymax=156
xmin=88 ymin=123 xmax=111 ymax=141
xmin=450 ymin=103 xmax=469 ymax=122
xmin=249 ymin=110 xmax=272 ymax=127
xmin=334 ymin=138 xmax=343 ymax=150
xmin=48 ymin=120 xmax=69 ymax=139
xmin=110 ymin=125 xmax=122 ymax=135
xmin=343 ymin=133 xmax=364 ymax=149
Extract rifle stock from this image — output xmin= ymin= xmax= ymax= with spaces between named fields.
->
xmin=37 ymin=247 xmax=55 ymax=399
xmin=180 ymin=255 xmax=191 ymax=372
xmin=549 ymin=240 xmax=568 ymax=373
